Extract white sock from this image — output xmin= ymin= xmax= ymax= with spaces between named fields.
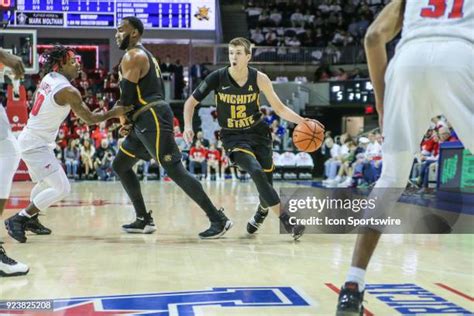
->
xmin=346 ymin=266 xmax=366 ymax=292
xmin=19 ymin=209 xmax=33 ymax=218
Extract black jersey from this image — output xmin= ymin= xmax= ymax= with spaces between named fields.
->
xmin=119 ymin=45 xmax=165 ymax=114
xmin=193 ymin=66 xmax=261 ymax=130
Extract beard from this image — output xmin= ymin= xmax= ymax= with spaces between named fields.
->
xmin=119 ymin=34 xmax=131 ymax=50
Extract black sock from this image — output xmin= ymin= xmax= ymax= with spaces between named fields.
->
xmin=112 ymin=152 xmax=148 ymax=219
xmin=164 ymin=161 xmax=221 ymax=222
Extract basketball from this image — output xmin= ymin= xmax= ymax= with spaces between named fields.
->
xmin=293 ymin=120 xmax=324 ymax=152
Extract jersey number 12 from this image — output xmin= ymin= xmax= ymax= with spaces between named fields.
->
xmin=421 ymin=0 xmax=464 ymax=19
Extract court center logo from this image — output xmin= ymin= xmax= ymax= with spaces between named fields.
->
xmin=9 ymin=287 xmax=309 ymax=315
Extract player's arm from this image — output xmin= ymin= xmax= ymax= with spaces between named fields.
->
xmin=183 ymin=71 xmax=219 ymax=143
xmin=257 ymin=72 xmax=324 ymax=127
xmin=0 ymin=48 xmax=25 ymax=79
xmin=55 ymin=87 xmax=132 ymax=125
xmin=365 ymin=0 xmax=404 ymax=129
xmin=117 ymin=49 xmax=148 ymax=135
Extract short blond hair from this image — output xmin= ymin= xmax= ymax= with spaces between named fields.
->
xmin=229 ymin=37 xmax=252 ymax=55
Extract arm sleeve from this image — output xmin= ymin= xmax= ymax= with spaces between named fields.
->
xmin=192 ymin=70 xmax=220 ymax=102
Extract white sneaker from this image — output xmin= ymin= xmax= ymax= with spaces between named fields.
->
xmin=337 ymin=178 xmax=353 ymax=188
xmin=0 ymin=246 xmax=29 ymax=277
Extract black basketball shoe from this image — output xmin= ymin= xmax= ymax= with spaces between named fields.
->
xmin=122 ymin=211 xmax=157 ymax=234
xmin=0 ymin=245 xmax=29 ymax=277
xmin=199 ymin=208 xmax=233 ymax=239
xmin=279 ymin=212 xmax=305 ymax=240
xmin=4 ymin=214 xmax=29 ymax=243
xmin=25 ymin=214 xmax=52 ymax=235
xmin=336 ymin=282 xmax=365 ymax=316
xmin=247 ymin=204 xmax=269 ymax=234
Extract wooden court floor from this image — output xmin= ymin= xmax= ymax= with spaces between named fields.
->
xmin=0 ymin=181 xmax=472 ymax=315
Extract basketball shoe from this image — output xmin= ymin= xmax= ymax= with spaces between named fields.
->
xmin=4 ymin=214 xmax=28 ymax=243
xmin=199 ymin=208 xmax=233 ymax=239
xmin=25 ymin=214 xmax=52 ymax=235
xmin=122 ymin=211 xmax=157 ymax=234
xmin=246 ymin=204 xmax=269 ymax=234
xmin=279 ymin=212 xmax=305 ymax=240
xmin=336 ymin=282 xmax=365 ymax=316
xmin=0 ymin=245 xmax=29 ymax=277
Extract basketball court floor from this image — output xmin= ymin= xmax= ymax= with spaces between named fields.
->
xmin=1 ymin=181 xmax=472 ymax=315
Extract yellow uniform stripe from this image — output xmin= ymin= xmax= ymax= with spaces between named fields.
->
xmin=137 ymin=86 xmax=147 ymax=105
xmin=149 ymin=108 xmax=161 ymax=165
xmin=263 ymin=164 xmax=275 ymax=173
xmin=120 ymin=145 xmax=136 ymax=158
xmin=232 ymin=148 xmax=256 ymax=158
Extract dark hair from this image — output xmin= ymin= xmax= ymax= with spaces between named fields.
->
xmin=123 ymin=16 xmax=144 ymax=35
xmin=40 ymin=44 xmax=76 ymax=78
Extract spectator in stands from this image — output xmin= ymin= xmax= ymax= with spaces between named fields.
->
xmin=174 ymin=59 xmax=185 ymax=99
xmin=78 ymin=71 xmax=90 ymax=94
xmin=64 ymin=139 xmax=80 ymax=179
xmin=56 ymin=129 xmax=68 ymax=150
xmin=195 ymin=131 xmax=210 ymax=148
xmin=271 ymin=119 xmax=285 ymax=150
xmin=301 ymin=29 xmax=315 ymax=47
xmin=251 ymin=28 xmax=266 ymax=45
xmin=80 ymin=139 xmax=95 ymax=180
xmin=303 ymin=9 xmax=315 ymax=27
xmin=258 ymin=9 xmax=271 ymax=27
xmin=54 ymin=144 xmax=64 ymax=167
xmin=160 ymin=55 xmax=176 ymax=73
xmin=190 ymin=63 xmax=209 ymax=90
xmin=291 ymin=8 xmax=305 ymax=27
xmin=417 ymin=127 xmax=456 ymax=193
xmin=206 ymin=143 xmax=221 ymax=181
xmin=265 ymin=31 xmax=278 ymax=46
xmin=104 ymin=73 xmax=119 ymax=89
xmin=270 ymin=9 xmax=283 ymax=26
xmin=93 ymin=139 xmax=115 ymax=181
xmin=91 ymin=122 xmax=108 ymax=148
xmin=189 ymin=140 xmax=208 ymax=179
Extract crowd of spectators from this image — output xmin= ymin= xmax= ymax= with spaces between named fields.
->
xmin=321 ymin=115 xmax=459 ymax=193
xmin=244 ymin=0 xmax=390 ymax=63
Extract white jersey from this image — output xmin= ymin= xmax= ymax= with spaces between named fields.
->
xmin=20 ymin=72 xmax=72 ymax=151
xmin=398 ymin=0 xmax=474 ymax=48
xmin=0 ymin=106 xmax=11 ymax=141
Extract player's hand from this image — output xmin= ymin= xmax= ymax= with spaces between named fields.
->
xmin=111 ymin=104 xmax=134 ymax=117
xmin=304 ymin=118 xmax=325 ymax=129
xmin=119 ymin=124 xmax=133 ymax=137
xmin=183 ymin=127 xmax=194 ymax=145
xmin=2 ymin=53 xmax=25 ymax=80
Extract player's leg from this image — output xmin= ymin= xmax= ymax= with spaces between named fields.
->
xmin=232 ymin=150 xmax=304 ymax=239
xmin=431 ymin=40 xmax=474 ymax=153
xmin=337 ymin=41 xmax=434 ymax=315
xmin=22 ymin=181 xmax=52 ymax=235
xmin=137 ymin=106 xmax=232 ymax=239
xmin=5 ymin=148 xmax=70 ymax=243
xmin=112 ymin=134 xmax=156 ymax=234
xmin=0 ymin=145 xmax=29 ymax=276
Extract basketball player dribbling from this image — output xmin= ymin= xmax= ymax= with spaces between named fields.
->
xmin=4 ymin=45 xmax=132 ymax=243
xmin=0 ymin=48 xmax=29 ymax=276
xmin=336 ymin=1 xmax=473 ymax=314
xmin=183 ymin=37 xmax=324 ymax=240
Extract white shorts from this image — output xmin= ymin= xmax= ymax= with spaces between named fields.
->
xmin=18 ymin=129 xmax=62 ymax=183
xmin=383 ymin=38 xmax=474 ymax=154
xmin=0 ymin=136 xmax=20 ymax=198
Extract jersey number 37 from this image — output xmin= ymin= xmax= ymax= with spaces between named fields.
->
xmin=421 ymin=0 xmax=464 ymax=19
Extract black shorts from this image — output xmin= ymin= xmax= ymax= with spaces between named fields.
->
xmin=120 ymin=103 xmax=182 ymax=164
xmin=221 ymin=121 xmax=274 ymax=172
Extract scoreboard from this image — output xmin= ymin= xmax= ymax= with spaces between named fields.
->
xmin=329 ymin=80 xmax=375 ymax=105
xmin=6 ymin=0 xmax=215 ymax=30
